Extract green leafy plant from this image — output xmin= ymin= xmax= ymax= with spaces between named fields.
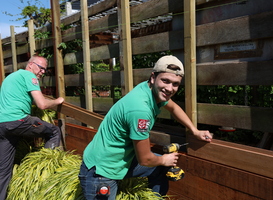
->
xmin=116 ymin=177 xmax=172 ymax=200
xmin=7 ymin=148 xmax=83 ymax=200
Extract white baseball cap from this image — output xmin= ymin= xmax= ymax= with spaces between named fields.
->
xmin=152 ymin=55 xmax=184 ymax=77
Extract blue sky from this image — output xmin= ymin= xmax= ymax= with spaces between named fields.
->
xmin=0 ymin=0 xmax=50 ymax=39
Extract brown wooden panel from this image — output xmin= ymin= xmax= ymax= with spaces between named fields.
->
xmin=168 ymin=168 xmax=262 ymax=200
xmin=197 ymin=60 xmax=273 ymax=85
xmin=65 ymin=123 xmax=97 ymax=155
xmin=175 ymin=154 xmax=273 ymax=200
xmin=61 ymin=0 xmax=116 ymax=26
xmin=187 ymin=135 xmax=273 ymax=179
xmin=197 ymin=103 xmax=273 ymax=132
xmin=49 ymin=97 xmax=104 ymax=129
xmin=197 ymin=10 xmax=273 ymax=47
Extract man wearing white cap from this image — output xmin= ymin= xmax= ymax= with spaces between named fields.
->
xmin=79 ymin=55 xmax=213 ymax=200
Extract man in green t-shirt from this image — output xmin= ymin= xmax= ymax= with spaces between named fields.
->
xmin=79 ymin=55 xmax=213 ymax=200
xmin=0 ymin=55 xmax=64 ymax=200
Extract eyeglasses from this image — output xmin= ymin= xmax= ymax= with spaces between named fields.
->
xmin=33 ymin=62 xmax=47 ymax=72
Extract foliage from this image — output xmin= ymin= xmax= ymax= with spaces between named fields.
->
xmin=19 ymin=3 xmax=51 ymax=28
xmin=7 ymin=148 xmax=84 ymax=200
xmin=3 ymin=0 xmax=69 ymax=28
xmin=132 ymin=51 xmax=171 ymax=69
xmin=196 ymin=85 xmax=273 ymax=107
xmin=116 ymin=177 xmax=167 ymax=200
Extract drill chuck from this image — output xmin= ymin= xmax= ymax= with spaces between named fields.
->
xmin=163 ymin=143 xmax=180 ymax=153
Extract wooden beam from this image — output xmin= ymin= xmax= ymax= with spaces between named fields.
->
xmin=81 ymin=0 xmax=93 ymax=112
xmin=118 ymin=0 xmax=133 ymax=94
xmin=61 ymin=0 xmax=117 ymax=27
xmin=10 ymin=26 xmax=17 ymax=72
xmin=50 ymin=0 xmax=66 ymax=148
xmin=0 ymin=34 xmax=4 ymax=83
xmin=48 ymin=96 xmax=104 ymax=130
xmin=184 ymin=0 xmax=197 ymax=127
xmin=28 ymin=19 xmax=35 ymax=56
xmin=50 ymin=0 xmax=65 ymax=99
xmin=197 ymin=60 xmax=273 ymax=85
xmin=198 ymin=103 xmax=273 ymax=132
xmin=187 ymin=135 xmax=273 ymax=179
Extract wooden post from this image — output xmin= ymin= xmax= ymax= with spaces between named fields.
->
xmin=184 ymin=0 xmax=197 ymax=126
xmin=117 ymin=0 xmax=133 ymax=94
xmin=81 ymin=0 xmax=93 ymax=112
xmin=0 ymin=34 xmax=4 ymax=84
xmin=28 ymin=19 xmax=36 ymax=56
xmin=50 ymin=0 xmax=66 ymax=149
xmin=10 ymin=26 xmax=17 ymax=72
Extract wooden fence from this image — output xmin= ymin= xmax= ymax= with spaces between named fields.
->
xmin=1 ymin=0 xmax=273 ymax=199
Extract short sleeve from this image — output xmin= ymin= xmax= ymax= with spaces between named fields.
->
xmin=126 ymin=110 xmax=153 ymax=140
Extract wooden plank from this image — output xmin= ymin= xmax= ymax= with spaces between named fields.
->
xmin=65 ymin=123 xmax=97 ymax=155
xmin=169 ymin=167 xmax=264 ymax=200
xmin=81 ymin=0 xmax=93 ymax=112
xmin=2 ymin=43 xmax=29 ymax=59
xmin=197 ymin=10 xmax=273 ymax=47
xmin=63 ymin=43 xmax=119 ymax=65
xmin=187 ymin=135 xmax=273 ymax=179
xmin=169 ymin=153 xmax=273 ymax=200
xmin=130 ymin=0 xmax=183 ymax=23
xmin=61 ymin=0 xmax=116 ymax=26
xmin=197 ymin=103 xmax=273 ymax=132
xmin=10 ymin=26 xmax=17 ymax=72
xmin=197 ymin=60 xmax=273 ymax=85
xmin=118 ymin=0 xmax=133 ymax=94
xmin=184 ymin=0 xmax=197 ymax=126
xmin=28 ymin=19 xmax=35 ymax=56
xmin=49 ymin=96 xmax=104 ymax=129
xmin=0 ymin=34 xmax=4 ymax=83
xmin=51 ymin=0 xmax=67 ymax=147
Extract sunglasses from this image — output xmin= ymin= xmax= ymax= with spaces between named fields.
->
xmin=33 ymin=62 xmax=47 ymax=72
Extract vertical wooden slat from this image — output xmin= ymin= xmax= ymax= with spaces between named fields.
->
xmin=50 ymin=0 xmax=66 ymax=149
xmin=10 ymin=26 xmax=17 ymax=72
xmin=50 ymin=0 xmax=65 ymax=99
xmin=184 ymin=0 xmax=197 ymax=126
xmin=118 ymin=0 xmax=133 ymax=94
xmin=81 ymin=0 xmax=93 ymax=112
xmin=28 ymin=19 xmax=36 ymax=56
xmin=0 ymin=34 xmax=4 ymax=84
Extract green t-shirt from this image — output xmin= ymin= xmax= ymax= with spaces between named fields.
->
xmin=83 ymin=81 xmax=167 ymax=180
xmin=0 ymin=69 xmax=40 ymax=122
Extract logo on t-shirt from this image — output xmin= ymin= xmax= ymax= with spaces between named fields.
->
xmin=137 ymin=119 xmax=150 ymax=132
xmin=32 ymin=78 xmax=38 ymax=86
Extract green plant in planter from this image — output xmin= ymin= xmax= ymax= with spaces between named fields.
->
xmin=116 ymin=177 xmax=169 ymax=200
xmin=7 ymin=148 xmax=83 ymax=200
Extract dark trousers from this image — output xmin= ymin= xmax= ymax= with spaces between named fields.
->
xmin=0 ymin=115 xmax=61 ymax=200
xmin=79 ymin=155 xmax=169 ymax=200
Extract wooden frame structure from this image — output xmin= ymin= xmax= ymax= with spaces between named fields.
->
xmin=1 ymin=0 xmax=273 ymax=199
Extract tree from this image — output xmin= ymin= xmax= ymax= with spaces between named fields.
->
xmin=5 ymin=0 xmax=68 ymax=28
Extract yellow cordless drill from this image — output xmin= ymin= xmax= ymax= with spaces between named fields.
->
xmin=163 ymin=143 xmax=188 ymax=181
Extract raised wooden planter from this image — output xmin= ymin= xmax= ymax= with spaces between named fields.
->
xmin=65 ymin=123 xmax=273 ymax=200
